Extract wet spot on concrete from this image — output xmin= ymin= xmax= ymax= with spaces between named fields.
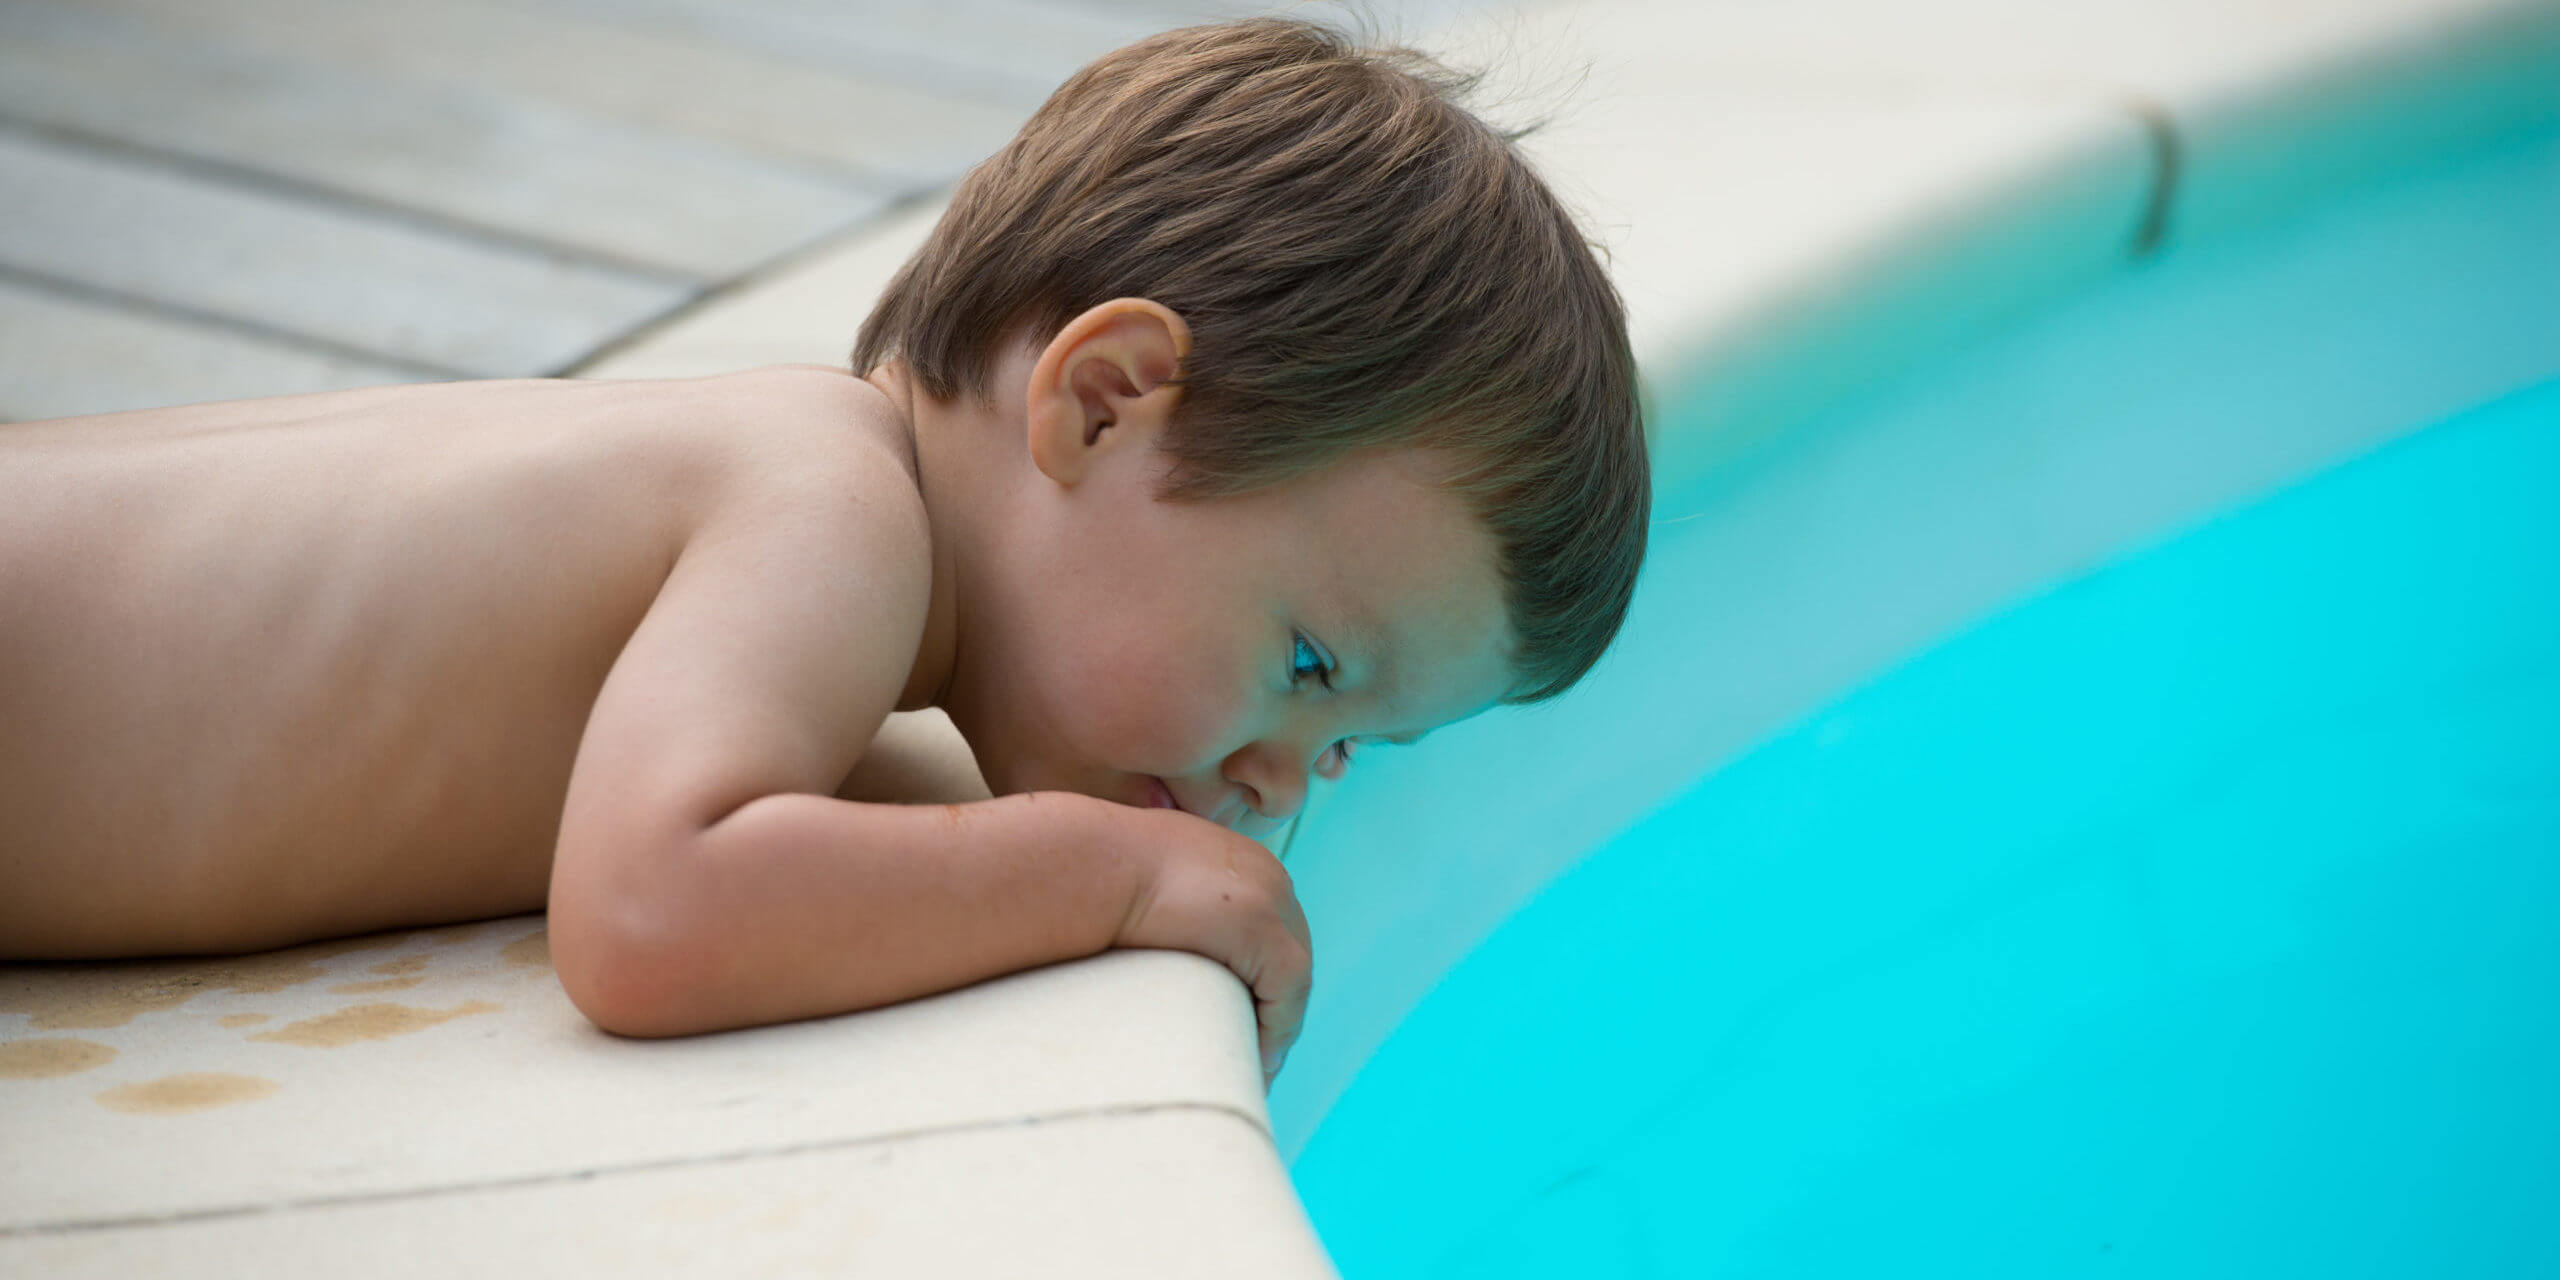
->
xmin=501 ymin=928 xmax=550 ymax=971
xmin=250 ymin=1000 xmax=500 ymax=1047
xmin=0 ymin=1037 xmax=117 ymax=1078
xmin=0 ymin=934 xmax=403 ymax=1030
xmin=218 ymin=1013 xmax=271 ymax=1028
xmin=95 ymin=1072 xmax=278 ymax=1113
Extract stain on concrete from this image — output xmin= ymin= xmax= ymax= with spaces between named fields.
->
xmin=95 ymin=1072 xmax=278 ymax=1114
xmin=0 ymin=935 xmax=403 ymax=1030
xmin=250 ymin=1000 xmax=500 ymax=1047
xmin=501 ymin=928 xmax=551 ymax=971
xmin=0 ymin=1037 xmax=117 ymax=1078
xmin=329 ymin=976 xmax=427 ymax=995
xmin=218 ymin=1013 xmax=271 ymax=1028
xmin=329 ymin=954 xmax=437 ymax=995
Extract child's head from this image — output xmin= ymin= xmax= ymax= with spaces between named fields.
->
xmin=859 ymin=17 xmax=1648 ymax=701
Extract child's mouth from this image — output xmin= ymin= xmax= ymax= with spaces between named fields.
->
xmin=1143 ymin=776 xmax=1180 ymax=811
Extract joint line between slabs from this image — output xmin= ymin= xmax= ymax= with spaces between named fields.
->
xmin=0 ymin=261 xmax=475 ymax=381
xmin=0 ymin=1098 xmax=1275 ymax=1238
xmin=0 ymin=114 xmax=712 ymax=288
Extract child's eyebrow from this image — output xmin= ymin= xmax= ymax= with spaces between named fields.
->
xmin=1341 ymin=624 xmax=1429 ymax=746
xmin=1335 ymin=605 xmax=1434 ymax=746
xmin=1342 ymin=607 xmax=1400 ymax=700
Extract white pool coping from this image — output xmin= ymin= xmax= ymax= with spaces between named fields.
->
xmin=7 ymin=1 xmax=2553 ymax=1274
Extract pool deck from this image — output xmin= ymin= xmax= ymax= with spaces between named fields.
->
xmin=5 ymin=0 xmax=2556 ymax=1274
xmin=0 ymin=0 xmax=1478 ymax=420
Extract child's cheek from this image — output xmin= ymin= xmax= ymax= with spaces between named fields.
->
xmin=1112 ymin=650 xmax=1238 ymax=772
xmin=1157 ymin=678 xmax=1241 ymax=770
xmin=1039 ymin=625 xmax=1171 ymax=760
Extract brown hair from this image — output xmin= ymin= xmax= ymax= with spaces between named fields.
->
xmin=855 ymin=17 xmax=1647 ymax=703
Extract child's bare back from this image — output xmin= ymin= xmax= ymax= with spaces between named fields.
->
xmin=0 ymin=366 xmax=910 ymax=957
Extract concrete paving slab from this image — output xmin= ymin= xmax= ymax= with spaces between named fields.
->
xmin=520 ymin=0 xmax=1180 ymax=107
xmin=0 ymin=127 xmax=687 ymax=378
xmin=0 ymin=279 xmax=426 ymax=421
xmin=69 ymin=0 xmax=1030 ymax=189
xmin=1445 ymin=0 xmax=2560 ymax=246
xmin=575 ymin=197 xmax=951 ymax=381
xmin=0 ymin=918 xmax=1268 ymax=1232
xmin=1525 ymin=0 xmax=2544 ymax=106
xmin=0 ymin=1107 xmax=1333 ymax=1280
xmin=0 ymin=0 xmax=1494 ymax=423
xmin=0 ymin=1 xmax=892 ymax=280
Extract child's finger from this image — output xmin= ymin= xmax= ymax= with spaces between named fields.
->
xmin=1257 ymin=982 xmax=1305 ymax=1074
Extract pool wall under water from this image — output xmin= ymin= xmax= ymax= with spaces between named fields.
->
xmin=1276 ymin=48 xmax=2560 ymax=1280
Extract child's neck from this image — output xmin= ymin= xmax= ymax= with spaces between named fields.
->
xmin=866 ymin=361 xmax=965 ymax=714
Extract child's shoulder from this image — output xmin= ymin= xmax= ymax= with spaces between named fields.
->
xmin=656 ymin=366 xmax=935 ymax=616
xmin=662 ymin=365 xmax=923 ymax=523
xmin=676 ymin=364 xmax=907 ymax=466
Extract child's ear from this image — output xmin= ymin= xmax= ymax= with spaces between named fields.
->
xmin=1024 ymin=298 xmax=1191 ymax=487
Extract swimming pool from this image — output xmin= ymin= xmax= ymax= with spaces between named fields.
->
xmin=1276 ymin=96 xmax=2560 ymax=1279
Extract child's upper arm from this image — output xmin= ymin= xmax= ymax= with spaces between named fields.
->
xmin=556 ymin=465 xmax=931 ymax=861
xmin=834 ymin=709 xmax=994 ymax=807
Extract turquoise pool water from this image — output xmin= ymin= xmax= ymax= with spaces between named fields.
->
xmin=1283 ymin=122 xmax=2560 ymax=1276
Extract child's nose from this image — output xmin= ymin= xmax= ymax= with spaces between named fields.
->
xmin=1223 ymin=741 xmax=1312 ymax=825
xmin=1254 ymin=769 xmax=1309 ymax=823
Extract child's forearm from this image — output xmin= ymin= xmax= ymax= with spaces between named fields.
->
xmin=551 ymin=790 xmax=1143 ymax=1037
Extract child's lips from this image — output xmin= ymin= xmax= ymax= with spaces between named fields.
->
xmin=1142 ymin=776 xmax=1181 ymax=812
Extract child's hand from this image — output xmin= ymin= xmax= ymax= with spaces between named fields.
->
xmin=1111 ymin=808 xmax=1313 ymax=1090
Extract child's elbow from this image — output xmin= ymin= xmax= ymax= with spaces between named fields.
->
xmin=548 ymin=856 xmax=717 ymax=1039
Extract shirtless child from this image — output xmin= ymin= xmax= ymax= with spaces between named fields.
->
xmin=0 ymin=19 xmax=1646 ymax=1087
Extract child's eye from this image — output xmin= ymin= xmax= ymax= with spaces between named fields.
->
xmin=1289 ymin=631 xmax=1335 ymax=691
xmin=1314 ymin=737 xmax=1356 ymax=781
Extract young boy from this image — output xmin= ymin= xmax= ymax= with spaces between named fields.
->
xmin=0 ymin=19 xmax=1646 ymax=1088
